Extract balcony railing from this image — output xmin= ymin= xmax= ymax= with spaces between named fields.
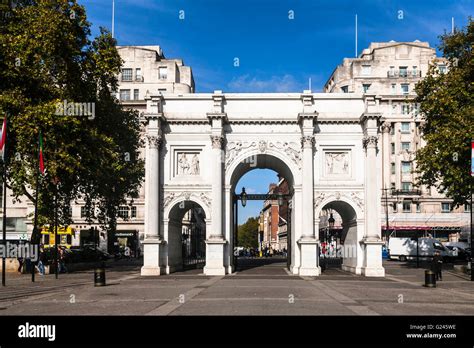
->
xmin=391 ymin=189 xmax=422 ymax=196
xmin=387 ymin=70 xmax=421 ymax=78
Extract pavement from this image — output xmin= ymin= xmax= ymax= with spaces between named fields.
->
xmin=0 ymin=257 xmax=473 ymax=315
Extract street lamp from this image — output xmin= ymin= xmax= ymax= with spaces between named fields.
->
xmin=277 ymin=191 xmax=284 ymax=207
xmin=328 ymin=212 xmax=335 ymax=229
xmin=240 ymin=187 xmax=247 ymax=207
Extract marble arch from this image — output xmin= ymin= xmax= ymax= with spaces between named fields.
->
xmin=141 ymin=90 xmax=385 ymax=277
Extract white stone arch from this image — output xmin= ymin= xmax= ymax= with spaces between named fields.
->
xmin=314 ymin=194 xmax=365 ymax=275
xmin=314 ymin=194 xmax=363 ymax=221
xmin=225 ymin=147 xmax=301 ymax=188
xmin=162 ymin=196 xmax=210 ymax=274
xmin=223 ymin=146 xmax=301 ymax=274
xmin=163 ymin=194 xmax=212 ymax=223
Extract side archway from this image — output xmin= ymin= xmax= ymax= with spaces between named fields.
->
xmin=315 ymin=196 xmax=365 ymax=274
xmin=164 ymin=199 xmax=208 ymax=273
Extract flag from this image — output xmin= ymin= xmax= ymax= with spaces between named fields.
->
xmin=39 ymin=132 xmax=45 ymax=175
xmin=0 ymin=116 xmax=6 ymax=160
xmin=471 ymin=140 xmax=474 ymax=177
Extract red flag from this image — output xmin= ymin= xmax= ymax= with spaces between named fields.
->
xmin=0 ymin=116 xmax=6 ymax=155
xmin=39 ymin=132 xmax=45 ymax=175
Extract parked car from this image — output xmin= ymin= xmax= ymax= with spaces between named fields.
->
xmin=445 ymin=245 xmax=470 ymax=261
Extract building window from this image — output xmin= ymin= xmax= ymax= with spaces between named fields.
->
xmin=389 ymin=66 xmax=395 ymax=77
xmin=465 ymin=204 xmax=471 ymax=213
xmin=341 ymin=85 xmax=349 ymax=93
xmin=390 ymin=123 xmax=395 ymax=135
xmin=361 ymin=65 xmax=371 ymax=76
xmin=391 ymin=182 xmax=396 ymax=190
xmin=401 ymin=104 xmax=410 ymax=115
xmin=416 ymin=203 xmax=421 ymax=213
xmin=392 ymin=202 xmax=398 ymax=212
xmin=403 ymin=201 xmax=411 ymax=213
xmin=401 ymin=142 xmax=410 ymax=151
xmin=135 ymin=68 xmax=142 ymax=81
xmin=133 ymin=89 xmax=139 ymax=100
xmin=121 ymin=68 xmax=132 ymax=81
xmin=80 ymin=206 xmax=87 ymax=218
xmin=399 ymin=66 xmax=408 ymax=77
xmin=362 ymin=84 xmax=371 ymax=93
xmin=391 ymin=163 xmax=396 ymax=174
xmin=159 ymin=67 xmax=167 ymax=80
xmin=118 ymin=206 xmax=129 ymax=219
xmin=438 ymin=65 xmax=447 ymax=74
xmin=401 ymin=122 xmax=410 ymax=133
xmin=412 ymin=66 xmax=418 ymax=77
xmin=131 ymin=206 xmax=137 ymax=218
xmin=401 ymin=161 xmax=412 ymax=174
xmin=441 ymin=203 xmax=451 ymax=213
xmin=401 ymin=83 xmax=409 ymax=95
xmin=119 ymin=89 xmax=131 ymax=101
xmin=391 ymin=143 xmax=395 ymax=155
xmin=391 ymin=83 xmax=396 ymax=94
xmin=401 ymin=182 xmax=412 ymax=191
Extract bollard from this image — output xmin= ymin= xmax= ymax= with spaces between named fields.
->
xmin=424 ymin=269 xmax=436 ymax=288
xmin=94 ymin=265 xmax=106 ymax=287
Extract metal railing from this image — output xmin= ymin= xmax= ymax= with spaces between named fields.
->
xmin=387 ymin=70 xmax=422 ymax=78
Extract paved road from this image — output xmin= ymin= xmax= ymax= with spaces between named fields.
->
xmin=0 ymin=258 xmax=473 ymax=315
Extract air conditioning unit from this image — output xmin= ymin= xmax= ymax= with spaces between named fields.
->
xmin=135 ymin=76 xmax=144 ymax=82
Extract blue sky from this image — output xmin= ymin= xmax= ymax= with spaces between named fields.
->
xmin=79 ymin=0 xmax=471 ymax=223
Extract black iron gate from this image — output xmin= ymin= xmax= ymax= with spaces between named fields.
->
xmin=182 ymin=208 xmax=206 ymax=270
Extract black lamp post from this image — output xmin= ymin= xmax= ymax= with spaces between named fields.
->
xmin=328 ymin=212 xmax=335 ymax=256
xmin=240 ymin=187 xmax=247 ymax=208
xmin=328 ymin=213 xmax=335 ymax=229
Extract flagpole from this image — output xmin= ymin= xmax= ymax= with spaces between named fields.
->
xmin=2 ymin=114 xmax=7 ymax=286
xmin=31 ymin=132 xmax=41 ymax=283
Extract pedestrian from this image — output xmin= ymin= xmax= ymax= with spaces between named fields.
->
xmin=58 ymin=246 xmax=68 ymax=273
xmin=431 ymin=251 xmax=443 ymax=281
xmin=36 ymin=245 xmax=45 ymax=276
xmin=17 ymin=255 xmax=24 ymax=274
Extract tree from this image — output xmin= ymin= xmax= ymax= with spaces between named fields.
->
xmin=0 ymin=0 xmax=144 ymax=245
xmin=238 ymin=217 xmax=259 ymax=248
xmin=414 ymin=17 xmax=474 ymax=207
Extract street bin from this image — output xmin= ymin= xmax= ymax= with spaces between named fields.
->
xmin=94 ymin=265 xmax=106 ymax=287
xmin=424 ymin=269 xmax=436 ymax=288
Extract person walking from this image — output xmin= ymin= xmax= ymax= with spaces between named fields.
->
xmin=431 ymin=251 xmax=443 ymax=281
xmin=17 ymin=255 xmax=24 ymax=274
xmin=58 ymin=246 xmax=68 ymax=273
xmin=37 ymin=245 xmax=45 ymax=276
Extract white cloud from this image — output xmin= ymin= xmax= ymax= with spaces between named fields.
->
xmin=227 ymin=74 xmax=303 ymax=93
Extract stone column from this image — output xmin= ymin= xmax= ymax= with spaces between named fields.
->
xmin=204 ymin=91 xmax=227 ymax=275
xmin=360 ymin=113 xmax=385 ymax=277
xmin=141 ymin=108 xmax=165 ymax=276
xmin=296 ymin=92 xmax=320 ymax=276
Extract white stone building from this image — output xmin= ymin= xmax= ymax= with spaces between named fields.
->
xmin=324 ymin=41 xmax=470 ymax=242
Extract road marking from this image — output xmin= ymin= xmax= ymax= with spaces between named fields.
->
xmin=145 ymin=276 xmax=223 ymax=315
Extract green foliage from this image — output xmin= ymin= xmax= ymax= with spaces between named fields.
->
xmin=237 ymin=216 xmax=259 ymax=248
xmin=0 ymin=1 xmax=144 ymax=239
xmin=414 ymin=17 xmax=474 ymax=207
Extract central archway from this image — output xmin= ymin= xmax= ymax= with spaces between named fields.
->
xmin=225 ymin=151 xmax=299 ymax=274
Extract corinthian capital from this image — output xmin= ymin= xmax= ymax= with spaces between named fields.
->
xmin=301 ymin=135 xmax=315 ymax=149
xmin=210 ymin=135 xmax=224 ymax=149
xmin=363 ymin=136 xmax=378 ymax=150
xmin=146 ymin=134 xmax=162 ymax=149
